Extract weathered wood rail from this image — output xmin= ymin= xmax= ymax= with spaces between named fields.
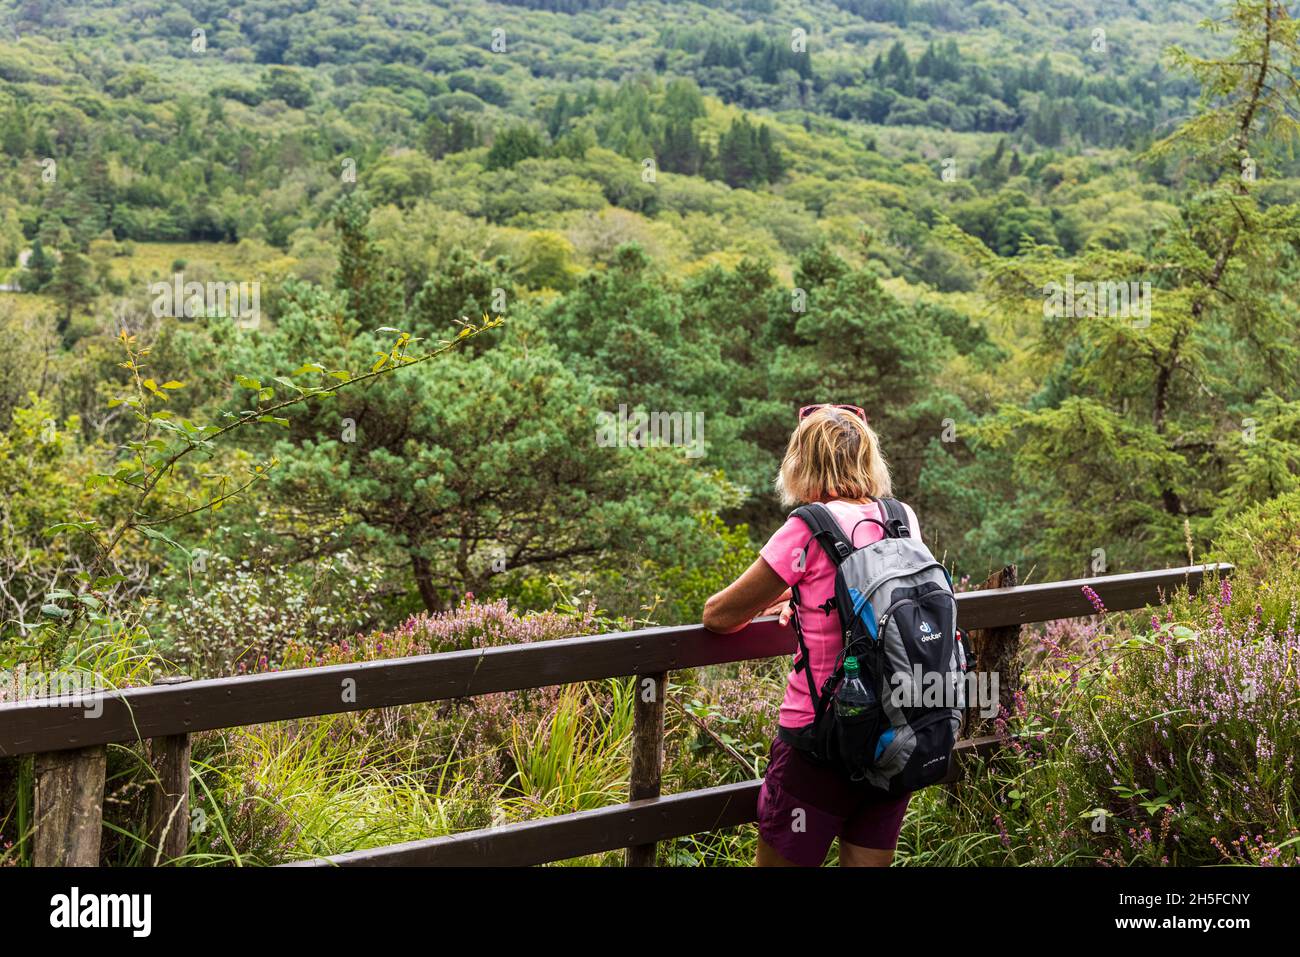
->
xmin=0 ymin=563 xmax=1230 ymax=867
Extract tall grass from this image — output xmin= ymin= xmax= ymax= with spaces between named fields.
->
xmin=1 ymin=607 xmax=171 ymax=865
xmin=504 ymin=680 xmax=635 ymax=818
xmin=185 ymin=712 xmax=498 ymax=865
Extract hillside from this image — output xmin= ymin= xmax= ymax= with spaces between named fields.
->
xmin=1 ymin=0 xmax=1299 ymax=878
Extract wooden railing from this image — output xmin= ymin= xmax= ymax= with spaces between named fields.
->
xmin=0 ymin=563 xmax=1231 ymax=866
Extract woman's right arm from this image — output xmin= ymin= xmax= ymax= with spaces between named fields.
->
xmin=702 ymin=557 xmax=791 ymax=634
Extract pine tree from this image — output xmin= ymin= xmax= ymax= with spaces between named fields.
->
xmin=423 ymin=114 xmax=479 ymax=159
xmin=718 ymin=117 xmax=760 ymax=188
xmin=885 ymin=40 xmax=914 ymax=95
xmin=917 ymin=42 xmax=937 ymax=78
xmin=547 ymin=92 xmax=572 ymax=140
xmin=48 ymin=247 xmax=96 ymax=337
xmin=27 ymin=237 xmax=55 ymax=290
xmin=663 ymin=78 xmax=705 ymax=123
xmin=757 ymin=123 xmax=783 ymax=181
xmin=885 ymin=41 xmax=912 ymax=77
xmin=485 ymin=125 xmax=544 ymax=170
xmin=658 ymin=119 xmax=704 ymax=175
xmin=332 ymin=191 xmax=400 ymax=327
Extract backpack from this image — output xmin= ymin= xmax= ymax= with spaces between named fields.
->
xmin=777 ymin=498 xmax=967 ymax=795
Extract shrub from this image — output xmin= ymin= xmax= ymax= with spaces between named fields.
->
xmin=184 ymin=597 xmax=617 ymax=863
xmin=148 ymin=548 xmax=390 ymax=676
xmin=1211 ymin=490 xmax=1300 ymax=579
xmin=905 ymin=572 xmax=1300 ymax=866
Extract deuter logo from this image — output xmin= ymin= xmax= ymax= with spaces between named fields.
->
xmin=49 ymin=887 xmax=151 ymax=937
xmin=918 ymin=621 xmax=940 ymax=642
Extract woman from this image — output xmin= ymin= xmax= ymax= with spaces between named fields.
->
xmin=702 ymin=404 xmax=920 ymax=867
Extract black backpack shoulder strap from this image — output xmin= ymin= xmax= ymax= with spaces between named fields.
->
xmin=876 ymin=497 xmax=913 ymax=539
xmin=786 ymin=503 xmax=853 ymax=721
xmin=791 ymin=502 xmax=854 ymax=565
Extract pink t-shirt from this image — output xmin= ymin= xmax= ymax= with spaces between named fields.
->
xmin=759 ymin=498 xmax=921 ymax=729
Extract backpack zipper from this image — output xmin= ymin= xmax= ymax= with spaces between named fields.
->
xmin=856 ymin=561 xmax=951 ymax=614
xmin=875 ymin=589 xmax=958 ymax=639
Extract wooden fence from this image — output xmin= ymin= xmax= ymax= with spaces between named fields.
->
xmin=0 ymin=563 xmax=1230 ymax=866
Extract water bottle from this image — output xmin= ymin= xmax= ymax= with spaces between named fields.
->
xmin=835 ymin=656 xmax=876 ymax=718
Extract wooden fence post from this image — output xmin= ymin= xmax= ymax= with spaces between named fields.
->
xmin=146 ymin=675 xmax=193 ymax=866
xmin=963 ymin=564 xmax=1020 ymax=739
xmin=33 ymin=745 xmax=106 ymax=866
xmin=626 ymin=671 xmax=667 ymax=867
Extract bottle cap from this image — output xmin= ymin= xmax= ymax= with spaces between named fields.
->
xmin=844 ymin=656 xmax=859 ymax=673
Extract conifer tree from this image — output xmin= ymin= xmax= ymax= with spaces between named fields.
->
xmin=952 ymin=1 xmax=1300 ymax=572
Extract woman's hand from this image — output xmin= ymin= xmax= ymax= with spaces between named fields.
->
xmin=761 ymin=589 xmax=794 ymax=626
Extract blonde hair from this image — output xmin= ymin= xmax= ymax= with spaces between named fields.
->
xmin=775 ymin=407 xmax=892 ymax=508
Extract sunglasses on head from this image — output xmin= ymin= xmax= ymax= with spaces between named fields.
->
xmin=799 ymin=404 xmax=868 ymax=423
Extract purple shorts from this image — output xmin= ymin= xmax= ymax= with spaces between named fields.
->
xmin=757 ymin=736 xmax=912 ymax=866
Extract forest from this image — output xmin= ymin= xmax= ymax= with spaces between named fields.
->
xmin=0 ymin=0 xmax=1298 ymax=869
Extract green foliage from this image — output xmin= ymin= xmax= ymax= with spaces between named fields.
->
xmin=486 ymin=125 xmax=546 ymax=171
xmin=421 ymin=112 xmax=480 ymax=160
xmin=716 ymin=116 xmax=784 ymax=189
xmin=1210 ymin=489 xmax=1300 ymax=579
xmin=258 ymin=67 xmax=313 ymax=109
xmin=241 ymin=291 xmax=728 ymax=606
xmin=1 ymin=0 xmax=1298 ymax=870
xmin=907 ymin=570 xmax=1300 ymax=866
xmin=0 ymin=398 xmax=132 ymax=643
xmin=410 ymin=246 xmax=510 ymax=331
xmin=934 ymin=4 xmax=1300 ymax=577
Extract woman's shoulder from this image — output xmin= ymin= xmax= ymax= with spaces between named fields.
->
xmin=759 ymin=511 xmax=820 ymax=586
xmin=766 ymin=497 xmax=920 ymax=532
xmin=820 ymin=497 xmax=912 ymax=518
xmin=823 ymin=497 xmax=921 ymax=537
